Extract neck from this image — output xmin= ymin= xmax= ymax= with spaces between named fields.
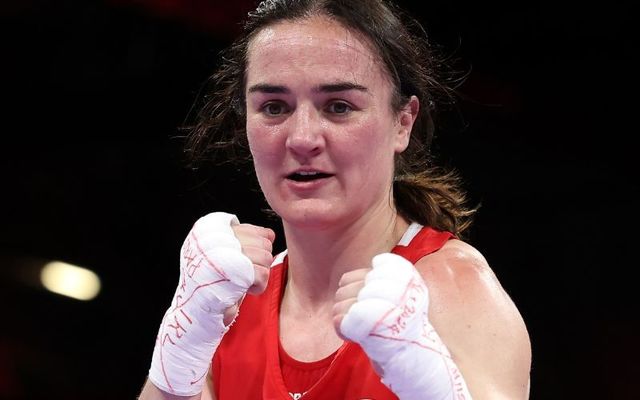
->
xmin=281 ymin=201 xmax=409 ymax=312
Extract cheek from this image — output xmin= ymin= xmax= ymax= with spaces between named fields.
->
xmin=247 ymin=123 xmax=278 ymax=160
xmin=246 ymin=119 xmax=262 ymax=153
xmin=246 ymin=131 xmax=261 ymax=161
xmin=347 ymin=122 xmax=399 ymax=191
xmin=247 ymin=124 xmax=286 ymax=190
xmin=345 ymin=119 xmax=397 ymax=164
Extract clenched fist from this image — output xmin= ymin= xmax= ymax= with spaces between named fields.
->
xmin=332 ymin=253 xmax=472 ymax=400
xmin=148 ymin=212 xmax=275 ymax=396
xmin=231 ymin=223 xmax=276 ymax=295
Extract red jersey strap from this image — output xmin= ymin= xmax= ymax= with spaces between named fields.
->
xmin=391 ymin=225 xmax=454 ymax=264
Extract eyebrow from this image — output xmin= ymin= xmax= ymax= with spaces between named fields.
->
xmin=247 ymin=82 xmax=368 ymax=94
xmin=247 ymin=84 xmax=288 ymax=94
xmin=315 ymin=82 xmax=368 ymax=93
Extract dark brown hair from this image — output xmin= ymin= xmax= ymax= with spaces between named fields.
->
xmin=185 ymin=0 xmax=476 ymax=236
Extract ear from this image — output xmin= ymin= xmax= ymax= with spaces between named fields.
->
xmin=394 ymin=95 xmax=419 ymax=153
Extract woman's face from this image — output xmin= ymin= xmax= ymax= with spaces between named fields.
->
xmin=245 ymin=16 xmax=416 ymax=230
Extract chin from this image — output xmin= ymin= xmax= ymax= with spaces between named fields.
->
xmin=274 ymin=200 xmax=348 ymax=231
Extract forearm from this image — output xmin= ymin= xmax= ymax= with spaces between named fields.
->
xmin=146 ymin=213 xmax=253 ymax=396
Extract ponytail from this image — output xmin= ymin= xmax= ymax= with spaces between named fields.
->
xmin=393 ymin=167 xmax=477 ymax=238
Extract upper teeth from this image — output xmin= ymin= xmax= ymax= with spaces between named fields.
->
xmin=298 ymin=171 xmax=318 ymax=175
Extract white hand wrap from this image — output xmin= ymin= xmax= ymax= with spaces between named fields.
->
xmin=340 ymin=253 xmax=472 ymax=400
xmin=148 ymin=212 xmax=254 ymax=396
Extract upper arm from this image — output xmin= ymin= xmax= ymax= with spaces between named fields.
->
xmin=415 ymin=240 xmax=532 ymax=399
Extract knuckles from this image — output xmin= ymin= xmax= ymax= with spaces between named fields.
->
xmin=233 ymin=224 xmax=275 ymax=251
xmin=247 ymin=265 xmax=271 ymax=295
xmin=334 ymin=280 xmax=365 ymax=303
xmin=225 ymin=222 xmax=276 ymax=295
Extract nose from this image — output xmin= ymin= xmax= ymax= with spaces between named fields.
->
xmin=285 ymin=103 xmax=325 ymax=159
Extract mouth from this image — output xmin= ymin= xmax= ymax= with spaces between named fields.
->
xmin=286 ymin=171 xmax=333 ymax=182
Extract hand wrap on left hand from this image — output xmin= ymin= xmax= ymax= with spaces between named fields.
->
xmin=340 ymin=253 xmax=472 ymax=400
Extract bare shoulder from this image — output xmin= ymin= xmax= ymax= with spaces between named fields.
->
xmin=416 ymin=239 xmax=532 ymax=399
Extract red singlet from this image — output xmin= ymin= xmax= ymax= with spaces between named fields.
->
xmin=212 ymin=224 xmax=453 ymax=399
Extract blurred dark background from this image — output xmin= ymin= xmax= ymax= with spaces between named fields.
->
xmin=0 ymin=0 xmax=637 ymax=398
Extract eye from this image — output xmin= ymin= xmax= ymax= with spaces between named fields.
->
xmin=261 ymin=101 xmax=289 ymax=116
xmin=326 ymin=101 xmax=353 ymax=115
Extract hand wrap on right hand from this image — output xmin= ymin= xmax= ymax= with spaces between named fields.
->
xmin=148 ymin=212 xmax=254 ymax=396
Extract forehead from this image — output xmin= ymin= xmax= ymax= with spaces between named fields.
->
xmin=246 ymin=16 xmax=389 ymax=85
